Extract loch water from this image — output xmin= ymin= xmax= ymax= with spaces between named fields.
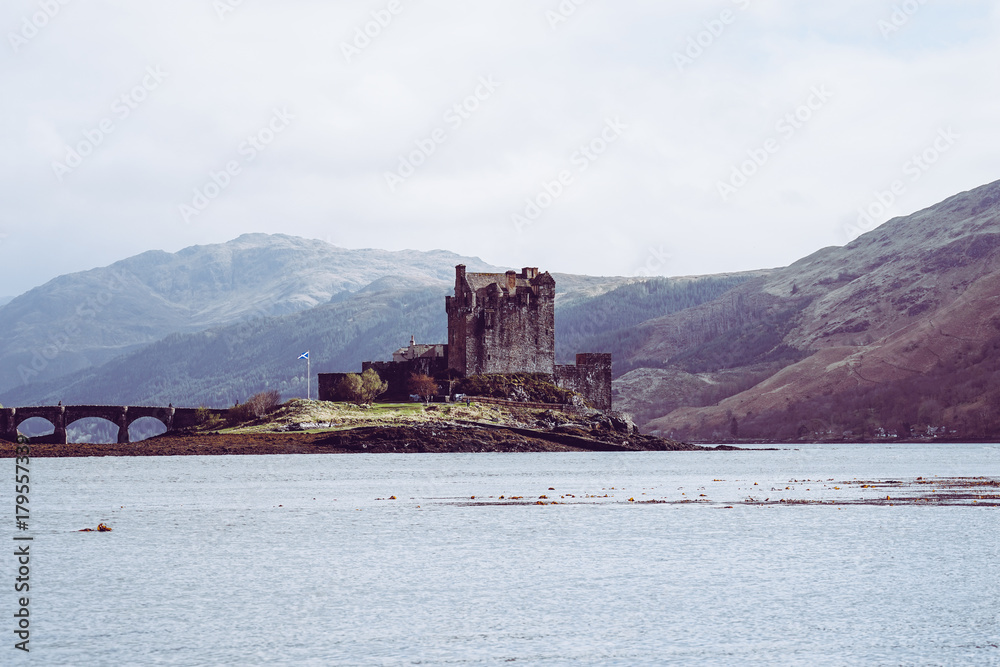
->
xmin=13 ymin=444 xmax=1000 ymax=666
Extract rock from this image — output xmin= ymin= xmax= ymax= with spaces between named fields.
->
xmin=78 ymin=523 xmax=112 ymax=532
xmin=510 ymin=386 xmax=530 ymax=402
xmin=539 ymin=410 xmax=573 ymax=425
xmin=608 ymin=412 xmax=637 ymax=433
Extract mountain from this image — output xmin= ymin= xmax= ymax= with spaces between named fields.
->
xmin=0 ymin=297 xmax=13 ymax=307
xmin=619 ymin=179 xmax=1000 ymax=440
xmin=0 ymin=236 xmax=655 ymax=407
xmin=0 ymin=234 xmax=500 ymax=397
xmin=4 ymin=281 xmax=450 ymax=408
xmin=2 ymin=268 xmax=743 ymax=408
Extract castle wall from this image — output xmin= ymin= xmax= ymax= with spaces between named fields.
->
xmin=554 ymin=353 xmax=612 ymax=410
xmin=365 ymin=356 xmax=450 ymax=401
xmin=317 ymin=373 xmax=351 ymax=402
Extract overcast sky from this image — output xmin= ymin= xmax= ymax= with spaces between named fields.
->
xmin=2 ymin=0 xmax=998 ymax=296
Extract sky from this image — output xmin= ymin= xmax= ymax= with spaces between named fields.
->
xmin=2 ymin=0 xmax=999 ymax=297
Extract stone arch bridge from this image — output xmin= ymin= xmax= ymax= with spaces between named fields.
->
xmin=0 ymin=405 xmax=227 ymax=444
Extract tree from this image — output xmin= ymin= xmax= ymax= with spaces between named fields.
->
xmin=408 ymin=374 xmax=439 ymax=403
xmin=337 ymin=369 xmax=388 ymax=406
xmin=359 ymin=368 xmax=389 ymax=404
xmin=246 ymin=390 xmax=281 ymax=418
xmin=336 ymin=374 xmax=363 ymax=403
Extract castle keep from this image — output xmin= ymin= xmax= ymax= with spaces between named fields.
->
xmin=319 ymin=265 xmax=612 ymax=410
xmin=446 ymin=266 xmax=555 ymax=376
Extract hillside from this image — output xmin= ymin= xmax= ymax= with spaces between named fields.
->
xmin=626 ymin=179 xmax=1000 ymax=441
xmin=0 ymin=234 xmax=499 ymax=397
xmin=3 ymin=270 xmax=730 ymax=409
xmin=1 ymin=234 xmax=662 ymax=407
xmin=2 ymin=281 xmax=450 ymax=408
xmin=555 ymin=272 xmax=767 ymax=369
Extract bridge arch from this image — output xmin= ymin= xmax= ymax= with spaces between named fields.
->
xmin=65 ymin=416 xmax=122 ymax=444
xmin=127 ymin=416 xmax=168 ymax=442
xmin=65 ymin=406 xmax=128 ymax=444
xmin=5 ymin=406 xmax=67 ymax=444
xmin=16 ymin=416 xmax=57 ymax=438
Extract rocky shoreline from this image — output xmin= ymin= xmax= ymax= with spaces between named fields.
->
xmin=1 ymin=421 xmax=742 ymax=458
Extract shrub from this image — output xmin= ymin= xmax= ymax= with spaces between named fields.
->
xmin=226 ymin=390 xmax=282 ymax=425
xmin=194 ymin=406 xmax=212 ymax=425
xmin=246 ymin=390 xmax=281 ymax=418
xmin=226 ymin=402 xmax=253 ymax=426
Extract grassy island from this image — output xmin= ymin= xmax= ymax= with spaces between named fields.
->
xmin=1 ymin=399 xmax=741 ymax=458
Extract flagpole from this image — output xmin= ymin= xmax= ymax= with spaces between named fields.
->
xmin=300 ymin=351 xmax=311 ymax=401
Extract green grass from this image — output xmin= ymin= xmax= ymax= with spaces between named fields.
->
xmin=201 ymin=397 xmax=583 ymax=435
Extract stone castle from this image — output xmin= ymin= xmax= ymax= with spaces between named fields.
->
xmin=319 ymin=265 xmax=611 ymax=410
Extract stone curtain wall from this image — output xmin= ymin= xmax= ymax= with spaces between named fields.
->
xmin=320 ymin=356 xmax=450 ymax=402
xmin=363 ymin=357 xmax=449 ymax=401
xmin=554 ymin=353 xmax=613 ymax=410
xmin=324 ymin=264 xmax=609 ymax=410
xmin=317 ymin=373 xmax=351 ymax=402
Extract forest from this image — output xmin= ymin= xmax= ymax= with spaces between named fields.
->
xmin=555 ymin=274 xmax=755 ymax=373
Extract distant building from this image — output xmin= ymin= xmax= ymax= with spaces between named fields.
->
xmin=392 ymin=336 xmax=447 ymax=363
xmin=319 ymin=264 xmax=612 ymax=409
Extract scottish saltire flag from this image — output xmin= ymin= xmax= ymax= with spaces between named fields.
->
xmin=299 ymin=351 xmax=309 ymax=360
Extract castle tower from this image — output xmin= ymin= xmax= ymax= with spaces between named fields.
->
xmin=445 ymin=264 xmax=555 ymax=376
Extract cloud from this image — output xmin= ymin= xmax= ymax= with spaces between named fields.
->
xmin=1 ymin=0 xmax=998 ymax=295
